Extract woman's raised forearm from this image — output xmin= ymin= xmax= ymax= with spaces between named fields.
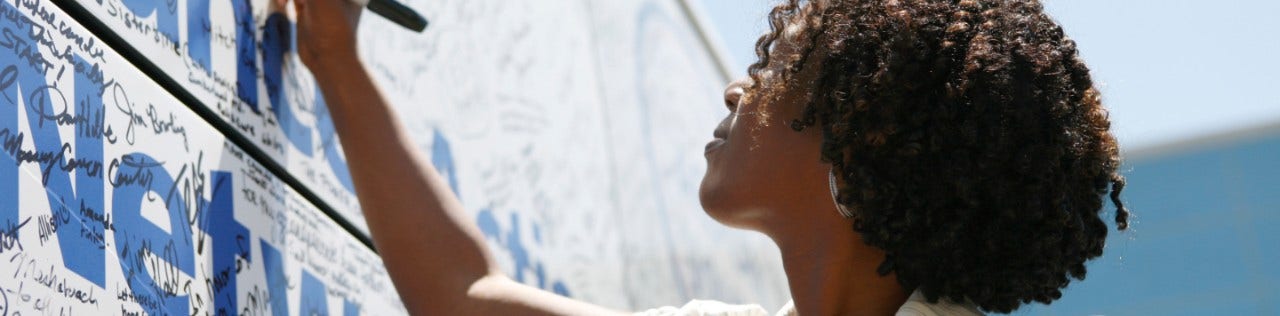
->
xmin=311 ymin=52 xmax=499 ymax=313
xmin=309 ymin=54 xmax=621 ymax=315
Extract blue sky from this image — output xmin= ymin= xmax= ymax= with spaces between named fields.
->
xmin=691 ymin=0 xmax=1280 ymax=151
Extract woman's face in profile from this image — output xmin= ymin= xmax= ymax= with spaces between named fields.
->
xmin=698 ymin=27 xmax=830 ymax=231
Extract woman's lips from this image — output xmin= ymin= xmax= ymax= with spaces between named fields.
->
xmin=705 ymin=138 xmax=726 ymax=154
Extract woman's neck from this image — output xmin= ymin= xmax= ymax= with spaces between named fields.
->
xmin=767 ymin=211 xmax=908 ymax=315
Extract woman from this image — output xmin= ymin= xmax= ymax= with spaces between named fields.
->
xmin=289 ymin=0 xmax=1129 ymax=314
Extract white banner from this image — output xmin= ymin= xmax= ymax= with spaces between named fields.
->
xmin=0 ymin=1 xmax=406 ymax=314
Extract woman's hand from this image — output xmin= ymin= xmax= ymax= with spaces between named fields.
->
xmin=280 ymin=0 xmax=363 ymax=77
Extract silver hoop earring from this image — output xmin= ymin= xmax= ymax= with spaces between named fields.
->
xmin=829 ymin=168 xmax=854 ymax=218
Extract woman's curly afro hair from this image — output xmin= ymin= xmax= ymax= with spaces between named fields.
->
xmin=748 ymin=0 xmax=1131 ymax=313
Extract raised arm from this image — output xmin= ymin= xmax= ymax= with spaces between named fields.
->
xmin=288 ymin=0 xmax=623 ymax=314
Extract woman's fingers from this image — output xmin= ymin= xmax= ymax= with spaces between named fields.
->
xmin=346 ymin=1 xmax=363 ymax=27
xmin=289 ymin=0 xmax=362 ymax=72
xmin=293 ymin=0 xmax=308 ymax=19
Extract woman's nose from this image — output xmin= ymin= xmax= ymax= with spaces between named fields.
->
xmin=723 ymin=78 xmax=750 ymax=111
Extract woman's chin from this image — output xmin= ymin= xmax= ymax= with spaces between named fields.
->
xmin=698 ymin=178 xmax=756 ymax=230
xmin=699 ymin=177 xmax=731 ymax=222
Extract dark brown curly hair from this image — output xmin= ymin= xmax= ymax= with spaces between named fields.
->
xmin=748 ymin=0 xmax=1130 ymax=313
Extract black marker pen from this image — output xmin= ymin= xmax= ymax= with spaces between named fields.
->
xmin=354 ymin=0 xmax=428 ymax=32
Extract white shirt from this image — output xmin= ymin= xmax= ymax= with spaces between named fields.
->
xmin=635 ymin=290 xmax=983 ymax=316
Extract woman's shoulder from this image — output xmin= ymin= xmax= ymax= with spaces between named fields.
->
xmin=896 ymin=291 xmax=984 ymax=316
xmin=636 ymin=291 xmax=984 ymax=316
xmin=634 ymin=299 xmax=784 ymax=316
